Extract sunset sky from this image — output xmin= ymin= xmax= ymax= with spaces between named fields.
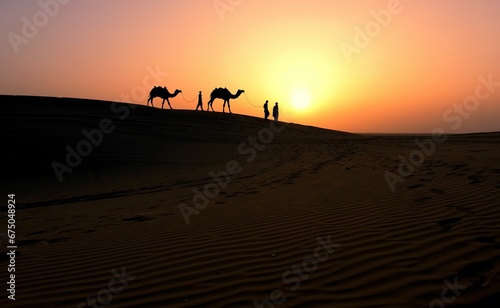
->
xmin=1 ymin=0 xmax=499 ymax=133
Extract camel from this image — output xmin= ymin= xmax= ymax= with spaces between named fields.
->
xmin=207 ymin=88 xmax=245 ymax=113
xmin=147 ymin=86 xmax=182 ymax=109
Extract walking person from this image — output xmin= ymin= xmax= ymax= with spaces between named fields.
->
xmin=272 ymin=102 xmax=279 ymax=123
xmin=196 ymin=91 xmax=204 ymax=111
xmin=263 ymin=100 xmax=270 ymax=120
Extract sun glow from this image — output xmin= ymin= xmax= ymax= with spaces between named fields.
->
xmin=259 ymin=42 xmax=341 ymax=118
xmin=291 ymin=88 xmax=312 ymax=110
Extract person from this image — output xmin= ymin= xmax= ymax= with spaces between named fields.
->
xmin=272 ymin=102 xmax=279 ymax=122
xmin=263 ymin=100 xmax=270 ymax=120
xmin=196 ymin=91 xmax=203 ymax=111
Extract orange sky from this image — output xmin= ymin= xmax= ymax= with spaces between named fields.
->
xmin=1 ymin=0 xmax=499 ymax=133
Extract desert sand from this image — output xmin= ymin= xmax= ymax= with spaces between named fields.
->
xmin=1 ymin=95 xmax=499 ymax=307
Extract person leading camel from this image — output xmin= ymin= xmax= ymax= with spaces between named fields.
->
xmin=196 ymin=91 xmax=204 ymax=111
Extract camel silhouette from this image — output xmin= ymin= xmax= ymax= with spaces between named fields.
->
xmin=147 ymin=86 xmax=182 ymax=109
xmin=207 ymin=88 xmax=245 ymax=113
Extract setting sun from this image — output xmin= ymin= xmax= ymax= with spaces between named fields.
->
xmin=291 ymin=88 xmax=311 ymax=110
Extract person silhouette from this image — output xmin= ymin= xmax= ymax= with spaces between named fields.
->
xmin=272 ymin=102 xmax=279 ymax=122
xmin=196 ymin=91 xmax=203 ymax=111
xmin=263 ymin=100 xmax=270 ymax=120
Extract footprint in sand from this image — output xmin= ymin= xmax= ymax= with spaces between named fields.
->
xmin=474 ymin=236 xmax=500 ymax=250
xmin=458 ymin=261 xmax=494 ymax=286
xmin=451 ymin=163 xmax=466 ymax=171
xmin=437 ymin=217 xmax=461 ymax=231
xmin=468 ymin=175 xmax=482 ymax=184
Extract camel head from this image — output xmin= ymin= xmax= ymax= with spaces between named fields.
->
xmin=174 ymin=89 xmax=182 ymax=95
xmin=236 ymin=89 xmax=245 ymax=96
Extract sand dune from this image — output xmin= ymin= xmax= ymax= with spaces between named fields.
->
xmin=1 ymin=95 xmax=499 ymax=307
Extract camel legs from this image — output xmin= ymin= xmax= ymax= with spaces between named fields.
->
xmin=207 ymin=99 xmax=215 ymax=112
xmin=159 ymin=98 xmax=173 ymax=110
xmin=148 ymin=98 xmax=155 ymax=108
xmin=223 ymin=100 xmax=232 ymax=113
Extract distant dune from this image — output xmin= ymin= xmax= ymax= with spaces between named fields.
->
xmin=1 ymin=95 xmax=499 ymax=307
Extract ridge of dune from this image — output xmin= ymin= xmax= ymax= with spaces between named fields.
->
xmin=2 ymin=94 xmax=358 ymax=177
xmin=1 ymin=94 xmax=357 ymax=140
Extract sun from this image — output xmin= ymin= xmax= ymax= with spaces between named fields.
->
xmin=291 ymin=88 xmax=311 ymax=110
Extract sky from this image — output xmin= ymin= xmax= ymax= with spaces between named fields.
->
xmin=1 ymin=0 xmax=499 ymax=133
